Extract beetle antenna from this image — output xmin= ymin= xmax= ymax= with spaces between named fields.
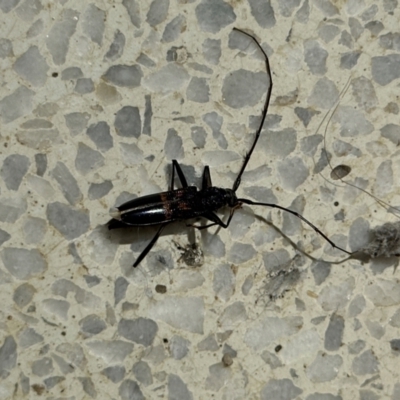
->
xmin=238 ymin=198 xmax=353 ymax=256
xmin=232 ymin=28 xmax=272 ymax=193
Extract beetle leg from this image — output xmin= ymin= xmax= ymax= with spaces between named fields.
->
xmin=202 ymin=166 xmax=212 ymax=189
xmin=133 ymin=224 xmax=167 ymax=267
xmin=190 ymin=203 xmax=242 ymax=230
xmin=171 ymin=160 xmax=188 ymax=189
xmin=189 ymin=211 xmax=230 ymax=230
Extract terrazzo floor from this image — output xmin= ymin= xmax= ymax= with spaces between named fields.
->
xmin=1 ymin=0 xmax=400 ymax=399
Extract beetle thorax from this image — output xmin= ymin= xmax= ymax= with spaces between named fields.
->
xmin=224 ymin=188 xmax=238 ymax=207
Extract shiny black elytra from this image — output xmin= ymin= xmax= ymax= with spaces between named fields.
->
xmin=108 ymin=28 xmax=353 ymax=268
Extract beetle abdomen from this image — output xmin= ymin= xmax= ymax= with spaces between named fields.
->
xmin=111 ymin=187 xmax=200 ymax=227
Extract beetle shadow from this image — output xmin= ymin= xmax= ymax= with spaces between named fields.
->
xmin=105 ymin=220 xmax=196 ymax=253
xmin=165 ymin=162 xmax=198 ymax=188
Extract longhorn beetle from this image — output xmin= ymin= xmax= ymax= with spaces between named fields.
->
xmin=108 ymin=28 xmax=353 ymax=268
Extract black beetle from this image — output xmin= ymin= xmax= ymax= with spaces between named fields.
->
xmin=108 ymin=28 xmax=353 ymax=267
